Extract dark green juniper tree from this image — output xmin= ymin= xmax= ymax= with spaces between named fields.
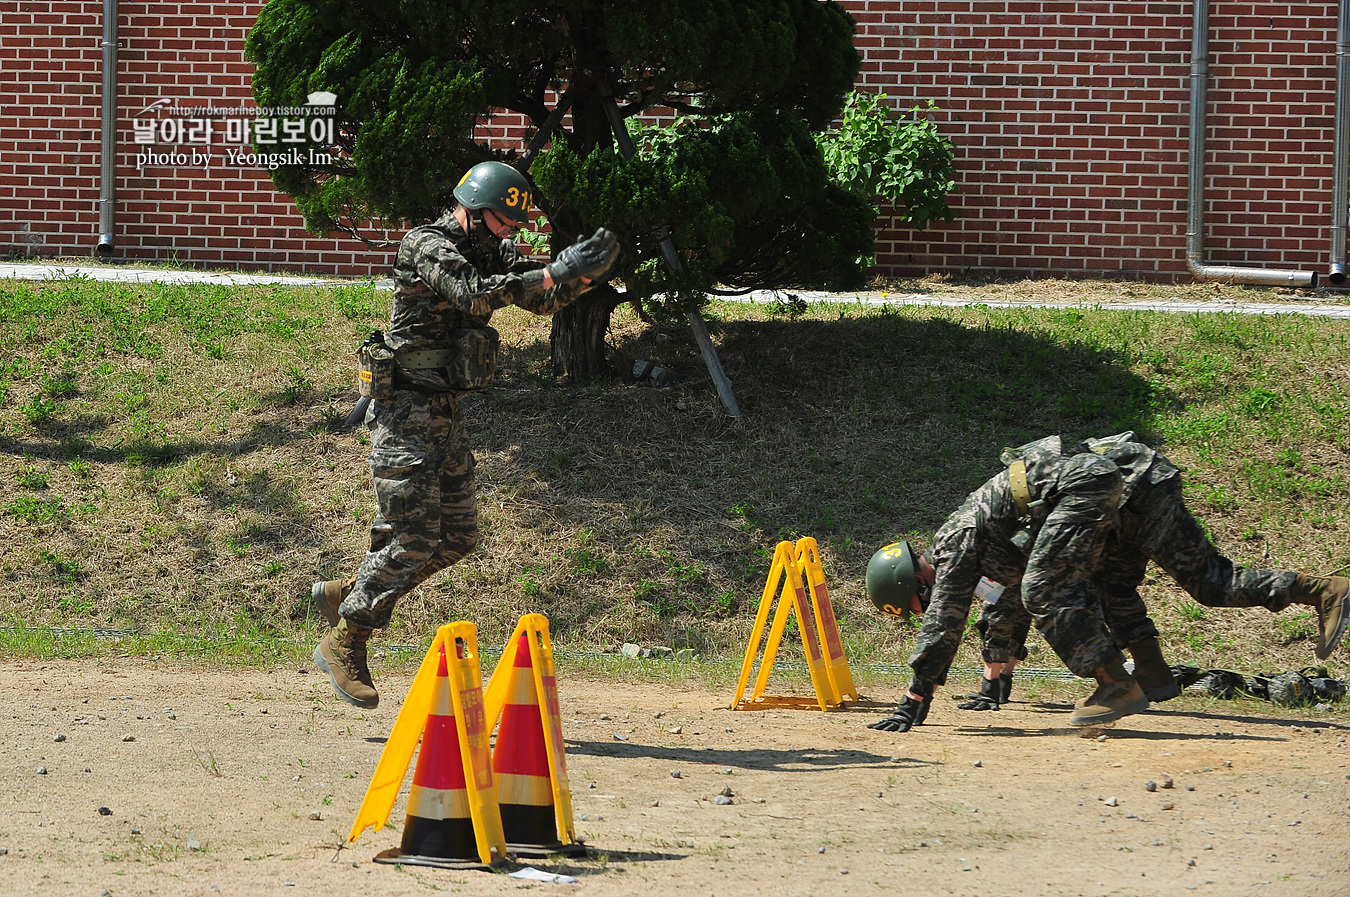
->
xmin=245 ymin=0 xmax=877 ymax=376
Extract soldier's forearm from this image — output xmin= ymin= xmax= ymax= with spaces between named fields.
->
xmin=513 ymin=278 xmax=588 ymax=315
xmin=520 ymin=269 xmax=548 ymax=295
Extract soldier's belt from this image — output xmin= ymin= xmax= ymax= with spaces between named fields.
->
xmin=395 ymin=348 xmax=454 ymax=370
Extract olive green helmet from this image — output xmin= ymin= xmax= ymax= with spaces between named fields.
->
xmin=866 ymin=541 xmax=923 ymax=618
xmin=452 ymin=161 xmax=534 ymax=224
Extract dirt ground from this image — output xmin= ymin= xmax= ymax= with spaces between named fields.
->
xmin=1 ymin=659 xmax=1347 ymax=897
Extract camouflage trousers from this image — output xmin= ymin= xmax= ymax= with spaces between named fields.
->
xmin=338 ymin=388 xmax=478 ymax=629
xmin=1018 ymin=453 xmax=1123 ymax=677
xmin=981 ymin=475 xmax=1298 ymax=659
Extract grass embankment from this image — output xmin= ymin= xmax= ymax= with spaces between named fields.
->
xmin=0 ymin=273 xmax=1347 ymax=700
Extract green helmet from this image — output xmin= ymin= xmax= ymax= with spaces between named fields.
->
xmin=452 ymin=161 xmax=534 ymax=225
xmin=866 ymin=541 xmax=923 ymax=618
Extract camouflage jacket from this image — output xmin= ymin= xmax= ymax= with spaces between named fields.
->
xmin=386 ymin=212 xmax=590 ymax=391
xmin=1079 ymin=431 xmax=1180 ymax=502
xmin=909 ymin=435 xmax=1124 ymax=687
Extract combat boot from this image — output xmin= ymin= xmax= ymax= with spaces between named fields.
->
xmin=310 ymin=577 xmax=356 ymax=628
xmin=1127 ymin=637 xmax=1182 ymax=702
xmin=1068 ymin=657 xmax=1149 ymax=727
xmin=998 ymin=670 xmax=1015 ymax=704
xmin=1289 ymin=574 xmax=1350 ymax=660
xmin=314 ymin=618 xmax=379 ymax=709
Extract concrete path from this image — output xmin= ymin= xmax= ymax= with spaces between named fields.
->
xmin=0 ymin=261 xmax=346 ymax=288
xmin=5 ymin=261 xmax=1350 ymax=318
xmin=723 ymin=288 xmax=1350 ymax=319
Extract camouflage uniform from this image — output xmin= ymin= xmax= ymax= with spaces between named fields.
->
xmin=339 ymin=213 xmax=589 ymax=629
xmin=975 ymin=585 xmax=1031 ymax=664
xmin=909 ymin=436 xmax=1125 ymax=692
xmin=978 ymin=432 xmax=1300 ymax=660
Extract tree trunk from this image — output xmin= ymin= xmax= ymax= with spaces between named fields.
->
xmin=550 ymin=283 xmax=624 ymax=379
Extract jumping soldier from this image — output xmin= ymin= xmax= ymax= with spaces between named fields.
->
xmin=864 ymin=433 xmax=1349 ymax=731
xmin=310 ymin=160 xmax=619 ymax=708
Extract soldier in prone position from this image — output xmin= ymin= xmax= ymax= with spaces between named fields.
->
xmin=310 ymin=161 xmax=619 ymax=708
xmin=863 ymin=433 xmax=1349 ymax=731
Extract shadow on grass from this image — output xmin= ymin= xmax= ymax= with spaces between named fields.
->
xmin=0 ymin=296 xmax=1168 ymax=648
xmin=482 ymin=309 xmax=1166 ymax=641
xmin=0 ymin=414 xmax=317 ymax=466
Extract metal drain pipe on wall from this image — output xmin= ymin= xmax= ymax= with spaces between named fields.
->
xmin=96 ymin=0 xmax=118 ymax=257
xmin=1186 ymin=0 xmax=1318 ymax=288
xmin=1330 ymin=0 xmax=1350 ymax=285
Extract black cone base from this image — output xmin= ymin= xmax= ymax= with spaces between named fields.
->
xmin=499 ymin=803 xmax=557 ymax=849
xmin=373 ymin=847 xmax=494 ymax=871
xmin=507 ymin=841 xmax=589 ymax=859
xmin=399 ymin=814 xmax=480 ymax=862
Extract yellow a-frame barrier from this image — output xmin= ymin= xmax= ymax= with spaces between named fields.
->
xmin=795 ymin=537 xmax=859 ymax=703
xmin=730 ymin=539 xmax=856 ymax=711
xmin=347 ymin=621 xmax=506 ymax=865
xmin=482 ymin=613 xmax=578 ymax=849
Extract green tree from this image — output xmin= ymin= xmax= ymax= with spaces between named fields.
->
xmin=245 ymin=0 xmax=874 ymax=376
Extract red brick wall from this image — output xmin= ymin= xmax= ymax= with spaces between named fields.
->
xmin=864 ymin=0 xmax=1340 ymax=280
xmin=0 ymin=0 xmax=397 ymax=274
xmin=0 ymin=1 xmax=1341 ymax=281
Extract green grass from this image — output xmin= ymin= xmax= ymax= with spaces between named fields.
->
xmin=0 ymin=276 xmax=1347 ymax=692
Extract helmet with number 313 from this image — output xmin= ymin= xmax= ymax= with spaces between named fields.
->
xmin=452 ymin=161 xmax=535 ymax=225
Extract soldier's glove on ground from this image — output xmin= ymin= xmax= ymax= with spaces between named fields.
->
xmin=867 ymin=694 xmax=931 ymax=732
xmin=546 ymin=228 xmax=620 ymax=284
xmin=958 ymin=676 xmax=1001 ymax=711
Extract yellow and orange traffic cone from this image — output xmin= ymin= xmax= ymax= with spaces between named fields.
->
xmin=397 ymin=644 xmax=480 ymax=862
xmin=492 ymin=630 xmax=585 ymax=857
xmin=350 ymin=622 xmax=505 ymax=870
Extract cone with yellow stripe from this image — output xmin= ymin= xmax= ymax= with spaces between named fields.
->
xmin=395 ymin=642 xmax=482 ymax=863
xmin=488 ymin=625 xmax=586 ymax=858
xmin=353 ymin=624 xmax=505 ymax=871
xmin=494 ymin=632 xmax=562 ymax=853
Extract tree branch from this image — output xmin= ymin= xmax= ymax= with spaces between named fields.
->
xmin=518 ymin=87 xmax=574 ymax=171
xmin=334 ymin=215 xmax=400 ymax=250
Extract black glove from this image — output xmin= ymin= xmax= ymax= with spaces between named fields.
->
xmin=958 ymin=676 xmax=1001 ymax=711
xmin=546 ymin=228 xmax=620 ymax=283
xmin=867 ymin=694 xmax=931 ymax=732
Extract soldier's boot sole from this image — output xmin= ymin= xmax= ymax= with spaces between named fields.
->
xmin=1315 ymin=576 xmax=1350 ymax=660
xmin=1068 ymin=680 xmax=1148 ymax=727
xmin=313 ymin=634 xmax=379 ymax=709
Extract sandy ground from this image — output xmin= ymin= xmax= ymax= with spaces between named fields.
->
xmin=1 ymin=659 xmax=1347 ymax=897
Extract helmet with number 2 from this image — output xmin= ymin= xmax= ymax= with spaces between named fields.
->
xmin=866 ymin=541 xmax=927 ymax=619
xmin=453 ymin=161 xmax=535 ymax=225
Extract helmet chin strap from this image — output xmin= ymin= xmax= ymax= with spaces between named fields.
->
xmin=468 ymin=209 xmax=499 ymax=255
